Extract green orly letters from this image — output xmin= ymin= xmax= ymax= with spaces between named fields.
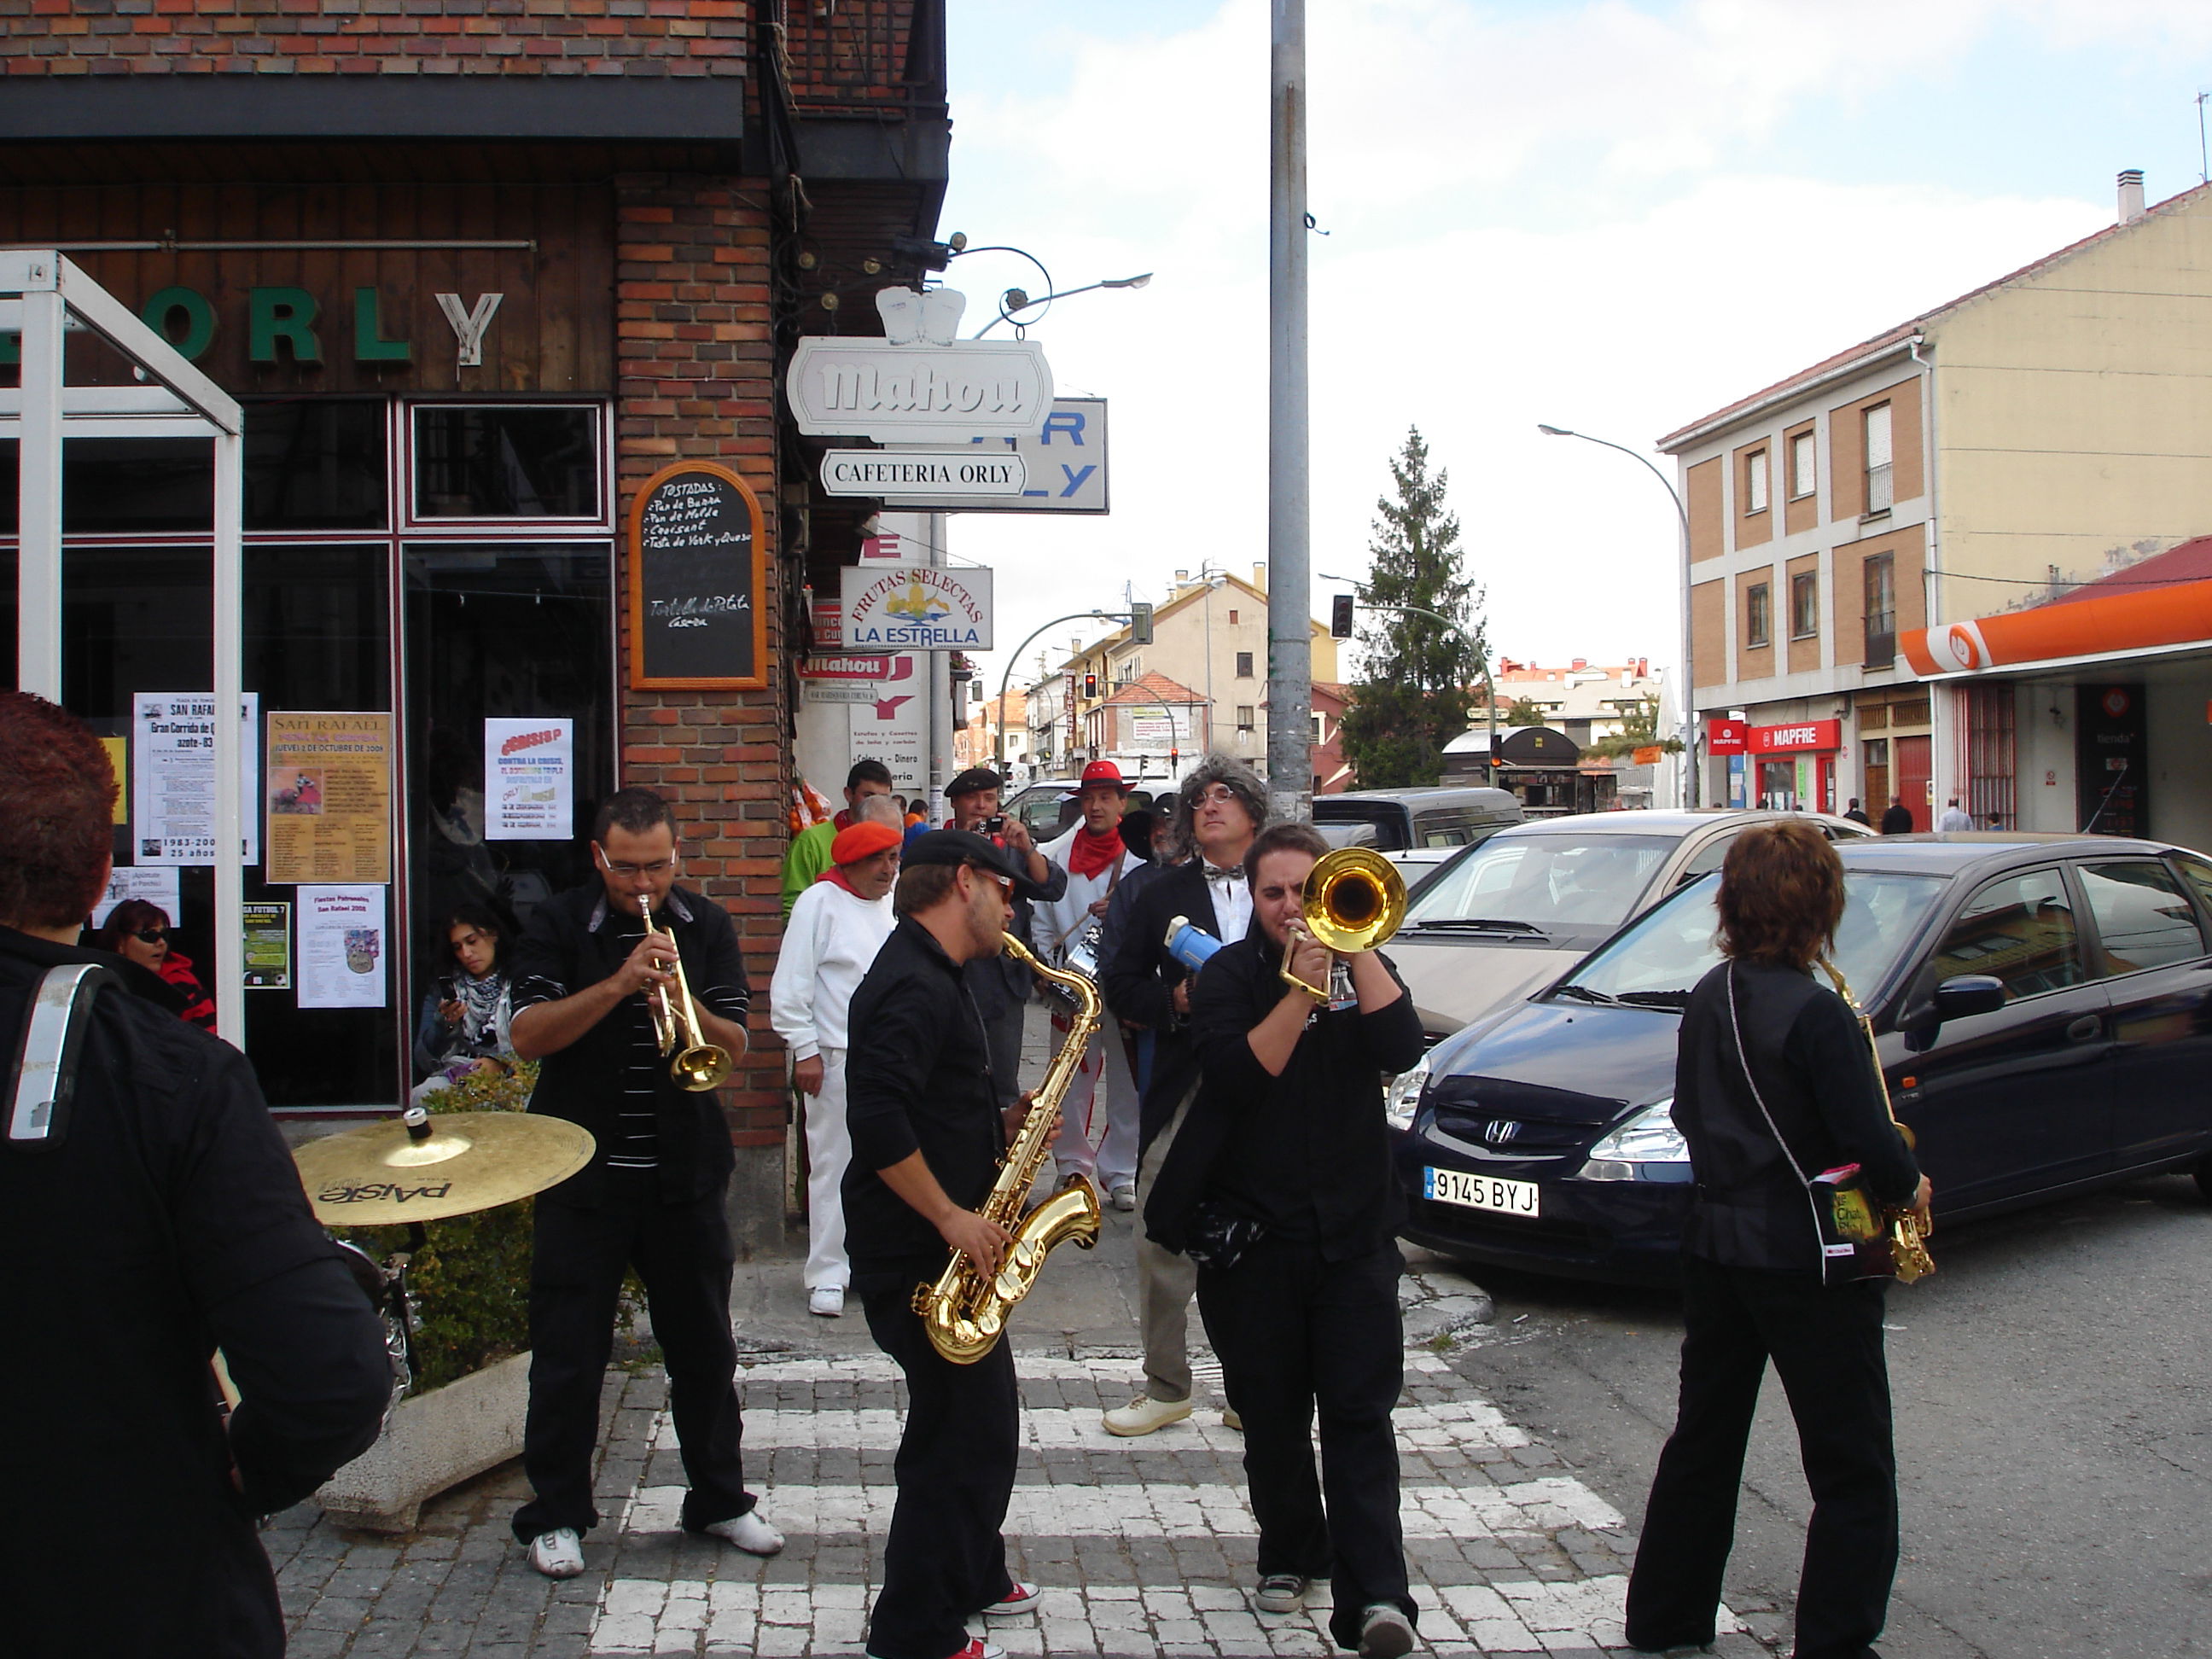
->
xmin=249 ymin=286 xmax=322 ymax=364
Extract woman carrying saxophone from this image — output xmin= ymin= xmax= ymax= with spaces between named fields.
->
xmin=843 ymin=830 xmax=1066 ymax=1659
xmin=1145 ymin=823 xmax=1427 ymax=1659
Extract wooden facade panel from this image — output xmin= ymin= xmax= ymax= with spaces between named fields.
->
xmin=0 ymin=180 xmax=615 ymax=394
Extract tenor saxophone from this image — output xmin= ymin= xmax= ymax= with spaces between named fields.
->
xmin=911 ymin=932 xmax=1105 ymax=1363
xmin=1817 ymin=955 xmax=1935 ymax=1284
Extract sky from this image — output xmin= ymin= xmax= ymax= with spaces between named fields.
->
xmin=933 ymin=0 xmax=2212 ymax=699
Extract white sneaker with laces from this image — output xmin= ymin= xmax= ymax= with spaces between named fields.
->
xmin=1357 ymin=1602 xmax=1416 ymax=1657
xmin=527 ymin=1528 xmax=585 ymax=1580
xmin=702 ymin=1510 xmax=785 ymax=1556
xmin=1109 ymin=1185 xmax=1138 ymax=1212
xmin=1102 ymin=1393 xmax=1193 ymax=1436
xmin=808 ymin=1285 xmax=846 ymax=1317
xmin=981 ymin=1580 xmax=1041 ymax=1616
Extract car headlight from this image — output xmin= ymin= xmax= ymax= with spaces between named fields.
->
xmin=1384 ymin=1055 xmax=1430 ymax=1132
xmin=1580 ymin=1097 xmax=1688 ymax=1175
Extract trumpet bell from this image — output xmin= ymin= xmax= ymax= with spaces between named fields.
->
xmin=1302 ymin=846 xmax=1406 ymax=954
xmin=672 ymin=1042 xmax=732 ymax=1092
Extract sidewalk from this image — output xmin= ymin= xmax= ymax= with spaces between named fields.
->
xmin=271 ymin=1014 xmax=1778 ymax=1658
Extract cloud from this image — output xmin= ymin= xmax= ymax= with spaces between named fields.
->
xmin=940 ymin=1 xmax=2136 ymax=701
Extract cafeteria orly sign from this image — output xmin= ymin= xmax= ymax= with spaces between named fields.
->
xmin=1747 ymin=719 xmax=1842 ymax=754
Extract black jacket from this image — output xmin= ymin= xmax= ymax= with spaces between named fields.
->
xmin=1879 ymin=804 xmax=1915 ymax=834
xmin=509 ymin=882 xmax=751 ymax=1207
xmin=1099 ymin=858 xmax=1235 ymax=1150
xmin=843 ymin=917 xmax=1008 ymax=1283
xmin=0 ymin=928 xmax=391 ymax=1659
xmin=1674 ymin=958 xmax=1921 ymax=1273
xmin=1145 ymin=934 xmax=1426 ymax=1260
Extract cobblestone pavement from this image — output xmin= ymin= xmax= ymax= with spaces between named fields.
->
xmin=272 ymin=1296 xmax=1777 ymax=1657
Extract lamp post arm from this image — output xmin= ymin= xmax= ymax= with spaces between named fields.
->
xmin=992 ymin=610 xmax=1135 ymax=772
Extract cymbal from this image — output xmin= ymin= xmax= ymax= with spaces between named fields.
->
xmin=294 ymin=1112 xmax=596 ymax=1226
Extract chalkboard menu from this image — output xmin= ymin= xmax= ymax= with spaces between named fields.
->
xmin=626 ymin=460 xmax=768 ymax=690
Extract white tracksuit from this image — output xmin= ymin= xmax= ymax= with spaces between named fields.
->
xmin=1033 ymin=823 xmax=1143 ymax=1194
xmin=769 ymin=876 xmax=896 ymax=1291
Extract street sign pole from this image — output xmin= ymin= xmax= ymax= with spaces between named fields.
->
xmin=1266 ymin=0 xmax=1313 ymax=823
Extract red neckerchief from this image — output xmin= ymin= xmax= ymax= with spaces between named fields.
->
xmin=1065 ymin=824 xmax=1122 ymax=879
xmin=818 ymin=867 xmax=864 ymax=897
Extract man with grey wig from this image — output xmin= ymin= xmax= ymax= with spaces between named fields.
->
xmin=1097 ymin=754 xmax=1267 ymax=1436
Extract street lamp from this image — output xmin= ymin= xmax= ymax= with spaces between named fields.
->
xmin=1537 ymin=424 xmax=1697 ymax=806
xmin=974 ymin=273 xmax=1153 ymax=338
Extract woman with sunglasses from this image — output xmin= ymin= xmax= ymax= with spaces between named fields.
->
xmin=92 ymin=899 xmax=217 ymax=1033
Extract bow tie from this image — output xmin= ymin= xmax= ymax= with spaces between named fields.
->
xmin=1205 ymin=864 xmax=1242 ymax=883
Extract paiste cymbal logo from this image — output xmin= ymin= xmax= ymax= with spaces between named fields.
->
xmin=318 ymin=1180 xmax=456 ymax=1205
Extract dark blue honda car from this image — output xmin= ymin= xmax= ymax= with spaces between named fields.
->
xmin=1389 ymin=835 xmax=2212 ymax=1282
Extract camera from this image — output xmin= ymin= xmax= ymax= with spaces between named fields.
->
xmin=984 ymin=815 xmax=1006 ymax=835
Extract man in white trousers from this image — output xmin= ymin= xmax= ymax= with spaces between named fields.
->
xmin=1033 ymin=760 xmax=1145 ymax=1209
xmin=770 ymin=813 xmax=901 ymax=1317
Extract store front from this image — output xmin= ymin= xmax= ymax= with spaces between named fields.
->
xmin=1743 ymin=719 xmax=1842 ymax=815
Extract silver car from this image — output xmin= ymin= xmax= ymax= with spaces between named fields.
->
xmin=1388 ymin=808 xmax=1874 ymax=1040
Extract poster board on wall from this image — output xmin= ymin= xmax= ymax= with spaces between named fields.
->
xmin=265 ymin=713 xmax=394 ymax=886
xmin=626 ymin=460 xmax=768 ymax=690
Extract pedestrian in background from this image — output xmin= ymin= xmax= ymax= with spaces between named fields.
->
xmin=1936 ymin=797 xmax=1973 ymax=831
xmin=1624 ymin=820 xmax=1931 ymax=1659
xmin=771 ymin=812 xmax=902 ymax=1318
xmin=942 ymin=766 xmax=1066 ymax=1109
xmin=90 ymin=896 xmax=217 ymax=1032
xmin=783 ymin=759 xmax=896 ymax=917
xmin=3 ymin=693 xmax=390 ymax=1659
xmin=1842 ymin=797 xmax=1871 ymax=827
xmin=1878 ymin=795 xmax=1914 ymax=834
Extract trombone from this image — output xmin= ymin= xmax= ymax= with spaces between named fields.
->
xmin=643 ymin=905 xmax=732 ymax=1091
xmin=1282 ymin=846 xmax=1407 ymax=999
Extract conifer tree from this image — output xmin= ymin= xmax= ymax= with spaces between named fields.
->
xmin=1338 ymin=428 xmax=1486 ymax=789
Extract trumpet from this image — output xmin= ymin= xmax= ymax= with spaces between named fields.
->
xmin=643 ymin=905 xmax=732 ymax=1091
xmin=1281 ymin=846 xmax=1407 ymax=1000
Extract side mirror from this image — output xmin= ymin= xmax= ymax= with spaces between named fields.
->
xmin=1933 ymin=974 xmax=2006 ymax=1021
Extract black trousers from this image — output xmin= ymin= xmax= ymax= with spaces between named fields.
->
xmin=860 ymin=1276 xmax=1020 ymax=1659
xmin=1196 ymin=1236 xmax=1415 ymax=1653
xmin=1626 ymin=1254 xmax=1897 ymax=1659
xmin=511 ymin=1175 xmax=754 ymax=1541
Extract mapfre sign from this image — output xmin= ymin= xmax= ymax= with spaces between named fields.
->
xmin=841 ymin=564 xmax=994 ymax=650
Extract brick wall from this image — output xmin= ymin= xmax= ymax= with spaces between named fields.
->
xmin=614 ymin=171 xmax=788 ymax=1154
xmin=0 ymin=0 xmax=750 ymax=78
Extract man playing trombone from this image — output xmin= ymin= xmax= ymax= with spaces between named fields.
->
xmin=1146 ymin=823 xmax=1426 ymax=1657
xmin=506 ymin=788 xmax=782 ymax=1579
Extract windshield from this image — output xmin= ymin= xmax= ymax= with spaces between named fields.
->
xmin=1406 ymin=832 xmax=1676 ymax=931
xmin=1561 ymin=870 xmax=1948 ymax=1010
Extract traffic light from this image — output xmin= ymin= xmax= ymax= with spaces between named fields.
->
xmin=1130 ymin=602 xmax=1155 ymax=645
xmin=1330 ymin=593 xmax=1355 ymax=638
xmin=1083 ymin=671 xmax=1098 ymax=700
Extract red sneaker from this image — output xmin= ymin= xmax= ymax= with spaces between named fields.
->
xmin=981 ymin=1580 xmax=1041 ymax=1616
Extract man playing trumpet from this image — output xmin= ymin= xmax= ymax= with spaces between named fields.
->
xmin=1147 ymin=824 xmax=1427 ymax=1657
xmin=507 ymin=788 xmax=782 ymax=1578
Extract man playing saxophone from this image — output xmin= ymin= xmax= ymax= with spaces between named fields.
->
xmin=845 ymin=830 xmax=1063 ymax=1659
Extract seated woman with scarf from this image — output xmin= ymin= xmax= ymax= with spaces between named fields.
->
xmin=412 ymin=903 xmax=519 ymax=1103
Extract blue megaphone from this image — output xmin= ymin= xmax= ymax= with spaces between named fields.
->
xmin=1163 ymin=916 xmax=1224 ymax=975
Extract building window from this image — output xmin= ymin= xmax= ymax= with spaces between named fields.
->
xmin=1227 ymin=609 xmax=1238 ymax=624
xmin=1864 ymin=403 xmax=1893 ymax=514
xmin=411 ymin=405 xmax=602 ymax=521
xmin=1963 ymin=681 xmax=2017 ymax=830
xmin=1235 ymin=650 xmax=1254 ymax=678
xmin=1310 ymin=712 xmax=1326 ymax=743
xmin=1863 ymin=552 xmax=1895 ymax=667
xmin=1747 ymin=582 xmax=1771 ymax=649
xmin=1236 ymin=705 xmax=1255 ymax=730
xmin=1790 ymin=571 xmax=1819 ymax=639
xmin=1743 ymin=449 xmax=1768 ymax=514
xmin=1789 ymin=429 xmax=1816 ymax=500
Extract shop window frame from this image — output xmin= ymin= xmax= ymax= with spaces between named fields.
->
xmin=402 ymin=400 xmax=615 ymax=533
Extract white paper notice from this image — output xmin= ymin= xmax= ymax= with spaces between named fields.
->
xmin=131 ymin=692 xmax=260 ymax=865
xmin=297 ymin=885 xmax=388 ymax=1010
xmin=90 ymin=865 xmax=183 ymax=929
xmin=485 ymin=718 xmax=574 ymax=841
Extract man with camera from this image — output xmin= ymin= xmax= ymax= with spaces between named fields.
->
xmin=0 ymin=693 xmax=392 ymax=1659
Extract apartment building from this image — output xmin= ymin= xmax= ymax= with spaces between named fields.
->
xmin=1662 ymin=172 xmax=2212 ymax=842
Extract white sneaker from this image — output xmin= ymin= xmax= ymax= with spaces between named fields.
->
xmin=1109 ymin=1185 xmax=1138 ymax=1212
xmin=702 ymin=1509 xmax=784 ymax=1556
xmin=527 ymin=1528 xmax=585 ymax=1579
xmin=808 ymin=1285 xmax=846 ymax=1317
xmin=1357 ymin=1602 xmax=1416 ymax=1658
xmin=1102 ymin=1393 xmax=1193 ymax=1436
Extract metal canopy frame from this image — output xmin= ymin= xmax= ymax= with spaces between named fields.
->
xmin=5 ymin=251 xmax=247 ymax=1044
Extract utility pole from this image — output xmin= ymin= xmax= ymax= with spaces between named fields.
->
xmin=1266 ymin=0 xmax=1313 ymax=823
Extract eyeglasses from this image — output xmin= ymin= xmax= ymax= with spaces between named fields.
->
xmin=597 ymin=848 xmax=677 ymax=880
xmin=1195 ymin=785 xmax=1242 ymax=806
xmin=132 ymin=928 xmax=168 ymax=944
xmin=969 ymin=865 xmax=1014 ymax=899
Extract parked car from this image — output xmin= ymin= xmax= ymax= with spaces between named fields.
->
xmin=1388 ymin=833 xmax=2212 ymax=1283
xmin=1387 ymin=809 xmax=1871 ymax=1042
xmin=1313 ymin=786 xmax=1522 ymax=859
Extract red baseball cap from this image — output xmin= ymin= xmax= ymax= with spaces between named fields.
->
xmin=1079 ymin=760 xmax=1130 ymax=792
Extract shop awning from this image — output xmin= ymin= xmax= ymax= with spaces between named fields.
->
xmin=1903 ymin=540 xmax=2212 ymax=678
